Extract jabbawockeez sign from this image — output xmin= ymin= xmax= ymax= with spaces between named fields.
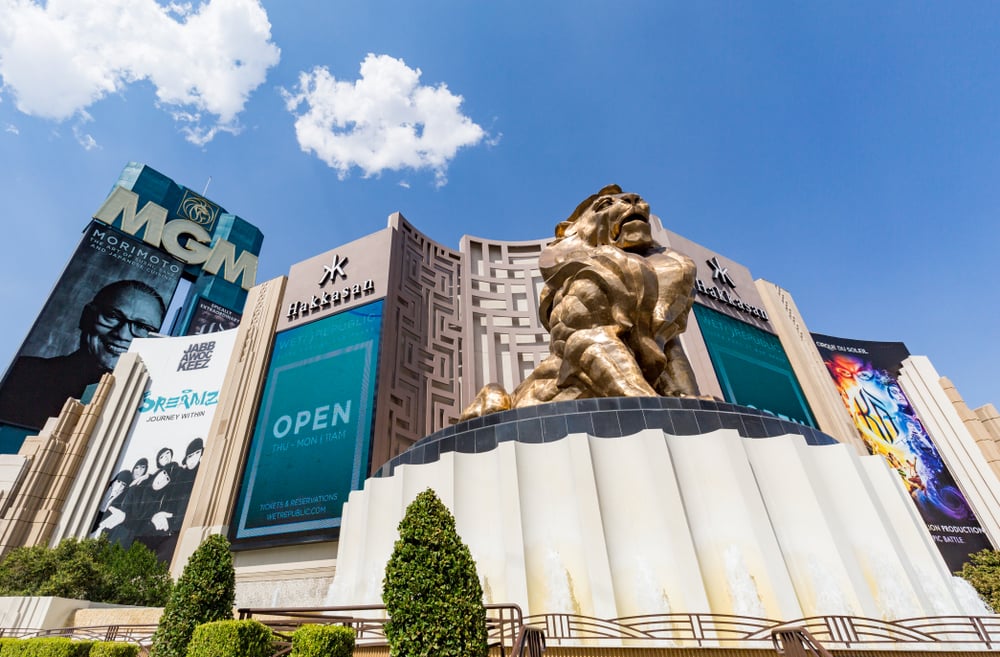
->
xmin=91 ymin=329 xmax=237 ymax=562
xmin=94 ymin=186 xmax=258 ymax=290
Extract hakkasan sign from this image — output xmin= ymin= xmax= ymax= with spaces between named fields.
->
xmin=231 ymin=300 xmax=383 ymax=546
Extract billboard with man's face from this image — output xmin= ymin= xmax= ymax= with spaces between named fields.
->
xmin=0 ymin=222 xmax=184 ymax=431
xmin=812 ymin=333 xmax=992 ymax=570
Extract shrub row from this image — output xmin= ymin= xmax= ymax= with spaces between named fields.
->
xmin=290 ymin=624 xmax=355 ymax=657
xmin=0 ymin=538 xmax=172 ymax=606
xmin=0 ymin=639 xmax=137 ymax=657
xmin=186 ymin=620 xmax=354 ymax=657
xmin=0 ymin=622 xmax=354 ymax=657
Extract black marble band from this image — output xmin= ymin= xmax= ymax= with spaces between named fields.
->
xmin=375 ymin=397 xmax=839 ymax=478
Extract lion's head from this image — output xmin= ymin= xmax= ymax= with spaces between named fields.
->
xmin=553 ymin=183 xmax=654 ymax=252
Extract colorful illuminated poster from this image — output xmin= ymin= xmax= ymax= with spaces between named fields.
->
xmin=693 ymin=304 xmax=816 ymax=427
xmin=91 ymin=329 xmax=237 ymax=562
xmin=231 ymin=300 xmax=383 ymax=546
xmin=812 ymin=333 xmax=991 ymax=570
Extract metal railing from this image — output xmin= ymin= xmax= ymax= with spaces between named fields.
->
xmin=523 ymin=612 xmax=1000 ymax=649
xmin=0 ymin=624 xmax=157 ymax=654
xmin=3 ymin=609 xmax=1000 ymax=653
xmin=238 ymin=603 xmax=526 ymax=655
xmin=511 ymin=624 xmax=546 ymax=657
xmin=772 ymin=626 xmax=834 ymax=657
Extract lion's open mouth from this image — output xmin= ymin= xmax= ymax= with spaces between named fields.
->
xmin=610 ymin=212 xmax=649 ymax=241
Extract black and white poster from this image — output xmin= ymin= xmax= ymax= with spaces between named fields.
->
xmin=92 ymin=329 xmax=236 ymax=561
xmin=0 ymin=222 xmax=184 ymax=430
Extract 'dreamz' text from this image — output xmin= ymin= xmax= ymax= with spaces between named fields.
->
xmin=140 ymin=388 xmax=219 ymax=413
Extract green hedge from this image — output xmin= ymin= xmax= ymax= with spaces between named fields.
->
xmin=0 ymin=638 xmax=93 ymax=657
xmin=88 ymin=643 xmax=139 ymax=657
xmin=0 ymin=640 xmax=138 ymax=657
xmin=290 ymin=625 xmax=354 ymax=657
xmin=185 ymin=620 xmax=272 ymax=657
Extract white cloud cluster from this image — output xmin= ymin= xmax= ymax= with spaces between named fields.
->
xmin=73 ymin=121 xmax=98 ymax=150
xmin=0 ymin=0 xmax=280 ymax=144
xmin=285 ymin=54 xmax=487 ymax=186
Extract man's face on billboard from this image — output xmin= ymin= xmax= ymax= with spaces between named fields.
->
xmin=83 ymin=288 xmax=164 ymax=370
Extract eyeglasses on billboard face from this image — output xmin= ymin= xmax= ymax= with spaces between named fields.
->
xmin=91 ymin=305 xmax=158 ymax=338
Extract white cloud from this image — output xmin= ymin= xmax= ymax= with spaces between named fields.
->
xmin=73 ymin=124 xmax=98 ymax=150
xmin=3 ymin=123 xmax=17 ymax=135
xmin=0 ymin=0 xmax=280 ymax=144
xmin=285 ymin=54 xmax=487 ymax=186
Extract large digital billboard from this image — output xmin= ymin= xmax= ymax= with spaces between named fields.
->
xmin=693 ymin=304 xmax=816 ymax=427
xmin=812 ymin=334 xmax=992 ymax=570
xmin=91 ymin=330 xmax=237 ymax=561
xmin=0 ymin=222 xmax=184 ymax=431
xmin=231 ymin=300 xmax=383 ymax=547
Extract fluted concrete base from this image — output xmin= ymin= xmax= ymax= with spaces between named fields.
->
xmin=331 ymin=420 xmax=968 ymax=621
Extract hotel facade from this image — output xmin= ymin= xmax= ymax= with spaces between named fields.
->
xmin=1 ymin=167 xmax=999 ymax=628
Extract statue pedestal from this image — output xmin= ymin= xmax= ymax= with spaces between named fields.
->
xmin=377 ymin=396 xmax=837 ymax=478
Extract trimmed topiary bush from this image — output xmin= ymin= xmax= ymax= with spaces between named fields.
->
xmin=382 ymin=488 xmax=487 ymax=657
xmin=290 ymin=624 xmax=354 ymax=657
xmin=88 ymin=643 xmax=139 ymax=657
xmin=186 ymin=620 xmax=272 ymax=657
xmin=0 ymin=637 xmax=21 ymax=654
xmin=150 ymin=534 xmax=235 ymax=657
xmin=0 ymin=638 xmax=93 ymax=657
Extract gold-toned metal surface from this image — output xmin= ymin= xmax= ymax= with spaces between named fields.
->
xmin=462 ymin=185 xmax=700 ymax=419
xmin=460 ymin=383 xmax=513 ymax=421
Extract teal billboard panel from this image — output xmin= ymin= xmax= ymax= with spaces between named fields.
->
xmin=693 ymin=304 xmax=816 ymax=427
xmin=231 ymin=300 xmax=383 ymax=546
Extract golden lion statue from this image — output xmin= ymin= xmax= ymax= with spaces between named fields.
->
xmin=461 ymin=184 xmax=700 ymax=420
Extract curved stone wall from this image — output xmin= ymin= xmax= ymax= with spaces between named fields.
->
xmin=333 ymin=415 xmax=971 ymax=622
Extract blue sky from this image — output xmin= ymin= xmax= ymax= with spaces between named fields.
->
xmin=0 ymin=1 xmax=997 ymax=409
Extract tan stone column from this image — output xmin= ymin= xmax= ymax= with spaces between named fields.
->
xmin=0 ymin=372 xmax=115 ymax=556
xmin=755 ymin=280 xmax=865 ymax=453
xmin=49 ymin=352 xmax=149 ymax=544
xmin=170 ymin=277 xmax=286 ymax=576
xmin=940 ymin=379 xmax=1000 ymax=483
